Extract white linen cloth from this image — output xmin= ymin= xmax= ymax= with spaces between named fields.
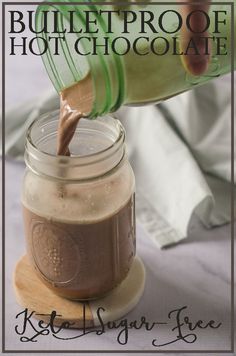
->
xmin=2 ymin=75 xmax=235 ymax=248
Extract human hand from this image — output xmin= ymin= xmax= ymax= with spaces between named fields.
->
xmin=178 ymin=0 xmax=211 ymax=75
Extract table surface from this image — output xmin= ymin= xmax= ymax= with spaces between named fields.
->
xmin=3 ymin=6 xmax=235 ymax=353
xmin=4 ymin=159 xmax=234 ymax=354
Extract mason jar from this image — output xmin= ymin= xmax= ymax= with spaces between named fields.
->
xmin=35 ymin=0 xmax=236 ymax=117
xmin=21 ymin=111 xmax=136 ymax=300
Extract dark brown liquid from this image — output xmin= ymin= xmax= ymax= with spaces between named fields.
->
xmin=22 ymin=195 xmax=136 ymax=300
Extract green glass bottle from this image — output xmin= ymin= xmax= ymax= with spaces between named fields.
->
xmin=36 ymin=0 xmax=236 ymax=117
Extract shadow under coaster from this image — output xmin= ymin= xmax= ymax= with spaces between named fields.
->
xmin=14 ymin=255 xmax=146 ymax=328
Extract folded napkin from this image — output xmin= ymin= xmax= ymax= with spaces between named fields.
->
xmin=2 ymin=75 xmax=235 ymax=248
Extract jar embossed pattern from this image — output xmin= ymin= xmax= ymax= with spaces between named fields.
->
xmin=22 ymin=111 xmax=136 ymax=300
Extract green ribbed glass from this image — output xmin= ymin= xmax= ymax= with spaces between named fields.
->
xmin=36 ymin=0 xmax=236 ymax=118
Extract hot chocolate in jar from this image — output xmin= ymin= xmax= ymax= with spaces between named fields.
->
xmin=22 ymin=111 xmax=136 ymax=300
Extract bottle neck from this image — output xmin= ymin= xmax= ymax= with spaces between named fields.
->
xmin=25 ymin=111 xmax=126 ymax=181
xmin=36 ymin=2 xmax=125 ymax=117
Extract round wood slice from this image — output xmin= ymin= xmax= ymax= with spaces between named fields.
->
xmin=14 ymin=255 xmax=145 ymax=329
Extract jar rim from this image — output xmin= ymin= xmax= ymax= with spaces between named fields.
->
xmin=35 ymin=4 xmax=125 ymax=117
xmin=26 ymin=109 xmax=125 ymax=161
xmin=25 ymin=110 xmax=126 ymax=181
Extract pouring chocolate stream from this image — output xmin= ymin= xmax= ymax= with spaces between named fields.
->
xmin=57 ymin=73 xmax=93 ymax=156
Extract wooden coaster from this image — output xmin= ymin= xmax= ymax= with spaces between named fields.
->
xmin=14 ymin=255 xmax=145 ymax=329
